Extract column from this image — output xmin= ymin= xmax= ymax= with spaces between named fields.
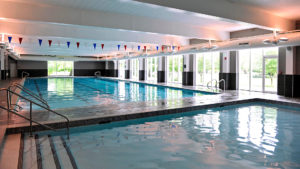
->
xmin=0 ymin=48 xmax=8 ymax=80
xmin=277 ymin=46 xmax=300 ymax=97
xmin=125 ymin=59 xmax=130 ymax=79
xmin=182 ymin=54 xmax=194 ymax=85
xmin=139 ymin=58 xmax=145 ymax=81
xmin=219 ymin=51 xmax=239 ymax=90
xmin=157 ymin=56 xmax=166 ymax=83
xmin=104 ymin=60 xmax=118 ymax=77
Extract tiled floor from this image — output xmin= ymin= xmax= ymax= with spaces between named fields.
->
xmin=3 ymin=77 xmax=300 ymax=134
xmin=0 ymin=78 xmax=23 ymax=145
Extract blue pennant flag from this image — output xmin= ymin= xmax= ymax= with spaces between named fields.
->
xmin=93 ymin=43 xmax=97 ymax=50
xmin=138 ymin=45 xmax=141 ymax=51
xmin=156 ymin=46 xmax=159 ymax=51
xmin=67 ymin=41 xmax=70 ymax=48
xmin=117 ymin=44 xmax=120 ymax=50
xmin=38 ymin=39 xmax=42 ymax=46
xmin=172 ymin=46 xmax=175 ymax=50
xmin=8 ymin=36 xmax=12 ymax=43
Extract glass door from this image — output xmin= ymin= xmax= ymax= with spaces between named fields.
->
xmin=263 ymin=57 xmax=278 ymax=93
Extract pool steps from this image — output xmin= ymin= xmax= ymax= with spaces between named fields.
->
xmin=0 ymin=133 xmax=78 ymax=169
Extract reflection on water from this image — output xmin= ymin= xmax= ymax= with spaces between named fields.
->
xmin=42 ymin=104 xmax=300 ymax=169
xmin=20 ymin=78 xmax=211 ymax=109
xmin=238 ymin=106 xmax=278 ymax=155
xmin=48 ymin=78 xmax=74 ymax=95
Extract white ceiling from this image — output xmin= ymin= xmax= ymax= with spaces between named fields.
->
xmin=1 ymin=0 xmax=258 ymax=32
xmin=224 ymin=0 xmax=300 ymax=20
xmin=2 ymin=0 xmax=295 ymax=58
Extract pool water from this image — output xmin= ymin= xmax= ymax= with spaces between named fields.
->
xmin=41 ymin=103 xmax=300 ymax=169
xmin=18 ymin=77 xmax=211 ymax=110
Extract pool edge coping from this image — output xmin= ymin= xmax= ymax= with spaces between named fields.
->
xmin=5 ymin=98 xmax=300 ymax=135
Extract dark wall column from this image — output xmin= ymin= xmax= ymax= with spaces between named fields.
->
xmin=219 ymin=51 xmax=239 ymax=90
xmin=0 ymin=48 xmax=6 ymax=80
xmin=139 ymin=58 xmax=145 ymax=81
xmin=157 ymin=56 xmax=166 ymax=83
xmin=125 ymin=59 xmax=130 ymax=79
xmin=182 ymin=54 xmax=194 ymax=86
xmin=104 ymin=61 xmax=118 ymax=77
xmin=277 ymin=46 xmax=300 ymax=97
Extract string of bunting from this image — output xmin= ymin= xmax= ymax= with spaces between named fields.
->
xmin=5 ymin=36 xmax=180 ymax=52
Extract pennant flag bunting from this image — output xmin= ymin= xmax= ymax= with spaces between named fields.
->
xmin=19 ymin=37 xmax=23 ymax=45
xmin=38 ymin=39 xmax=42 ymax=46
xmin=8 ymin=36 xmax=12 ymax=43
xmin=117 ymin=44 xmax=120 ymax=50
xmin=124 ymin=45 xmax=127 ymax=51
xmin=76 ymin=42 xmax=80 ymax=48
xmin=101 ymin=44 xmax=104 ymax=50
xmin=48 ymin=40 xmax=52 ymax=47
xmin=67 ymin=41 xmax=70 ymax=48
xmin=93 ymin=43 xmax=96 ymax=50
xmin=138 ymin=45 xmax=141 ymax=51
xmin=156 ymin=46 xmax=159 ymax=51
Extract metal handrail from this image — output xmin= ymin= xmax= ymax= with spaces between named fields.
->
xmin=94 ymin=71 xmax=101 ymax=76
xmin=218 ymin=79 xmax=226 ymax=92
xmin=22 ymin=71 xmax=30 ymax=78
xmin=8 ymin=83 xmax=50 ymax=109
xmin=207 ymin=79 xmax=218 ymax=90
xmin=0 ymin=88 xmax=70 ymax=138
xmin=207 ymin=79 xmax=226 ymax=92
xmin=0 ymin=105 xmax=55 ymax=134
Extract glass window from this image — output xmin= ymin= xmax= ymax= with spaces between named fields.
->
xmin=48 ymin=61 xmax=73 ymax=76
xmin=118 ymin=60 xmax=125 ymax=79
xmin=239 ymin=47 xmax=278 ymax=93
xmin=146 ymin=57 xmax=158 ymax=82
xmin=196 ymin=52 xmax=220 ymax=86
xmin=167 ymin=55 xmax=183 ymax=83
xmin=130 ymin=59 xmax=139 ymax=80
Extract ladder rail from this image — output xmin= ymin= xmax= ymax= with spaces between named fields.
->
xmin=8 ymin=83 xmax=50 ymax=109
xmin=207 ymin=79 xmax=226 ymax=92
xmin=0 ymin=105 xmax=56 ymax=132
xmin=21 ymin=71 xmax=30 ymax=78
xmin=0 ymin=88 xmax=69 ymax=138
xmin=94 ymin=71 xmax=101 ymax=77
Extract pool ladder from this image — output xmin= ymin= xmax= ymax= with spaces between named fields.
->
xmin=21 ymin=71 xmax=30 ymax=78
xmin=207 ymin=79 xmax=226 ymax=92
xmin=0 ymin=85 xmax=70 ymax=138
xmin=94 ymin=71 xmax=101 ymax=77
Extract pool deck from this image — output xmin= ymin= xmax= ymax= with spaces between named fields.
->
xmin=2 ymin=77 xmax=300 ymax=137
xmin=0 ymin=78 xmax=23 ymax=146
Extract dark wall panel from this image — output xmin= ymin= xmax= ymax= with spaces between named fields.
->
xmin=182 ymin=72 xmax=193 ymax=86
xmin=157 ymin=71 xmax=165 ymax=83
xmin=17 ymin=69 xmax=47 ymax=77
xmin=219 ymin=73 xmax=238 ymax=90
xmin=125 ymin=70 xmax=130 ymax=79
xmin=139 ymin=70 xmax=145 ymax=81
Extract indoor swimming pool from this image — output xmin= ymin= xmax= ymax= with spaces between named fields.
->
xmin=32 ymin=103 xmax=300 ymax=169
xmin=18 ymin=77 xmax=212 ymax=110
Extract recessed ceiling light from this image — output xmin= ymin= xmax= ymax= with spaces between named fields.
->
xmin=166 ymin=8 xmax=186 ymax=14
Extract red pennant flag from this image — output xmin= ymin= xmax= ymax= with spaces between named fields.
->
xmin=178 ymin=46 xmax=180 ymax=51
xmin=101 ymin=44 xmax=104 ymax=50
xmin=124 ymin=45 xmax=127 ymax=51
xmin=162 ymin=46 xmax=164 ymax=51
xmin=144 ymin=46 xmax=147 ymax=51
xmin=48 ymin=40 xmax=52 ymax=47
xmin=76 ymin=42 xmax=80 ymax=48
xmin=19 ymin=37 xmax=23 ymax=45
